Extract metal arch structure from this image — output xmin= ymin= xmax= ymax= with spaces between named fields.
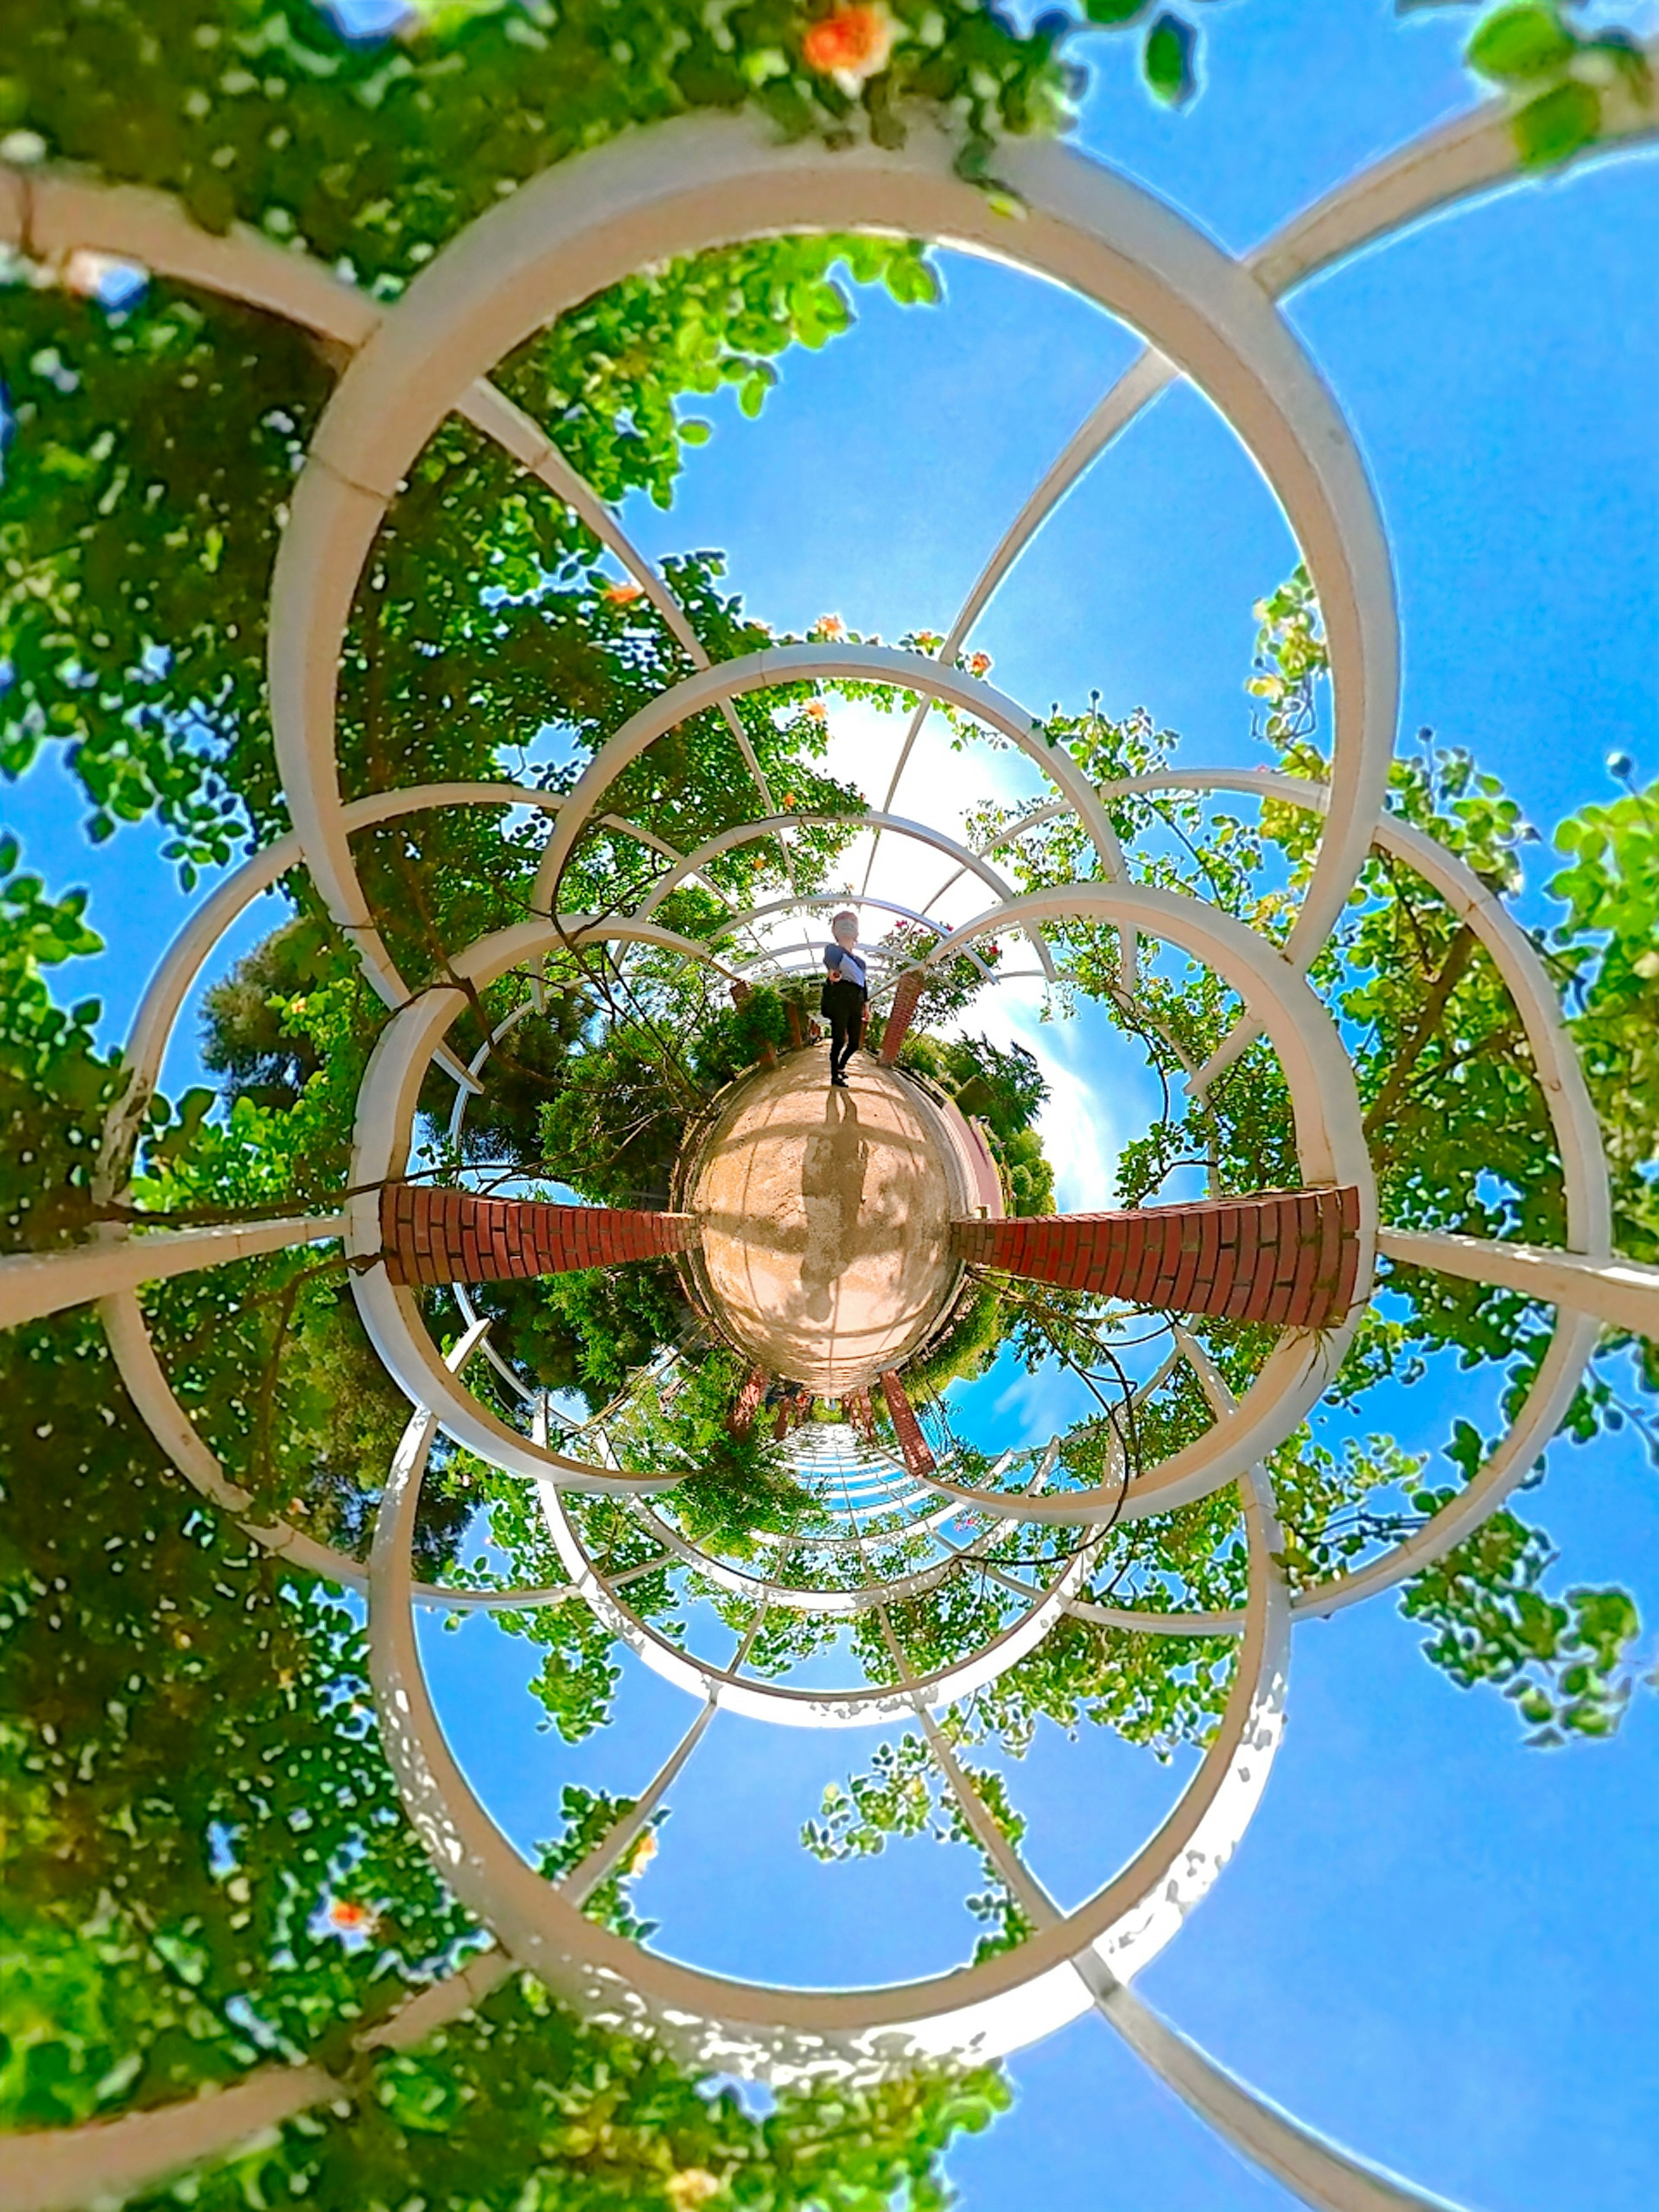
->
xmin=4 ymin=84 xmax=1659 ymax=2212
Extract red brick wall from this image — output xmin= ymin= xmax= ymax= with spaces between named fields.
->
xmin=952 ymin=1188 xmax=1361 ymax=1330
xmin=381 ymin=1186 xmax=697 ymax=1287
xmin=879 ymin=1369 xmax=937 ymax=1476
xmin=878 ymin=969 xmax=927 ymax=1065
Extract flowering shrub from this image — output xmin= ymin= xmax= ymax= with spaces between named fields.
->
xmin=801 ymin=3 xmax=899 ymax=95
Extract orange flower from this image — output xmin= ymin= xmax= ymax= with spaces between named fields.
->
xmin=816 ymin=613 xmax=846 ymax=638
xmin=604 ymin=580 xmax=644 ymax=606
xmin=327 ymin=1898 xmax=375 ymax=1933
xmin=801 ymin=5 xmax=896 ymax=92
xmin=966 ymin=650 xmax=992 ymax=678
xmin=803 ymin=701 xmax=828 ymax=723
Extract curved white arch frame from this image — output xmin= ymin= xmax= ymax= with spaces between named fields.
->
xmin=863 ymin=56 xmax=1659 ymax=980
xmin=85 ymin=782 xmax=690 ymax=1578
xmin=368 ymin=1376 xmax=1287 ymax=2077
xmin=1087 ymin=768 xmax=1617 ymax=1611
xmin=4 ymin=86 xmax=1653 ymax=2212
xmin=888 ymin=877 xmax=1375 ymax=1526
xmin=267 ymin=113 xmax=1396 ymax=1033
xmin=638 ymin=809 xmax=1058 ymax=982
xmin=528 ymin=643 xmax=1125 ymax=915
xmin=538 ymin=1480 xmax=1103 ymax=1726
xmin=347 ymin=913 xmax=752 ymax=1494
xmin=939 ymin=762 xmax=1622 ymax=1624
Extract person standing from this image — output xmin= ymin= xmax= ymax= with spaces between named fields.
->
xmin=821 ymin=910 xmax=869 ymax=1089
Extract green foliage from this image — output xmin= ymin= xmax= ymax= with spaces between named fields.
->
xmin=1399 ymin=1486 xmax=1643 ymax=1744
xmin=1548 ymin=780 xmax=1659 ymax=1314
xmin=0 ymin=1313 xmax=478 ymax=2125
xmin=804 ymin=1730 xmax=1034 ymax=1964
xmin=691 ymin=985 xmax=799 ymax=1086
xmin=539 ymin=1021 xmax=703 ymax=1210
xmin=479 ymin=1259 xmax=690 ymax=1409
xmin=905 ymin=1283 xmax=1006 ymax=1398
xmin=1460 ymin=1 xmax=1653 ymax=167
xmin=1467 ymin=1 xmax=1577 ymax=79
xmin=1142 ymin=11 xmax=1197 ymax=106
xmin=536 ymin=1786 xmax=664 ymax=1942
xmin=532 ymin=979 xmax=805 ymax=1217
xmin=3 ymin=8 xmax=1656 ymax=2192
xmin=422 ymin=993 xmax=594 ymax=1167
xmin=0 ymin=839 xmax=122 ymax=1254
xmin=200 ymin=915 xmax=338 ymax=1109
xmin=1 ymin=1306 xmax=1001 ymax=2197
xmin=435 ymin=1466 xmax=631 ymax=1744
xmin=960 ymin=562 xmax=1654 ymax=1747
xmin=897 ymin=1030 xmax=1056 ymax=1214
xmin=4 ymin=0 xmax=1074 ymax=268
xmin=1 ymin=213 xmax=903 ymax=888
xmin=617 ymin=1351 xmax=818 ymax=1555
xmin=126 ymin=1972 xmax=1008 ymax=2212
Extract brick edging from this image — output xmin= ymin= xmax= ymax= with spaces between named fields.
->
xmin=381 ymin=1185 xmax=698 ymax=1286
xmin=952 ymin=1188 xmax=1362 ymax=1330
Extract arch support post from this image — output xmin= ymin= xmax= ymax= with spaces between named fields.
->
xmin=878 ymin=970 xmax=927 ymax=1064
xmin=728 ymin=1364 xmax=770 ymax=1437
xmin=879 ymin=1369 xmax=936 ymax=1476
xmin=772 ymin=1386 xmax=812 ymax=1442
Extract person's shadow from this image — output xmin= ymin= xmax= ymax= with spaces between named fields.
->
xmin=798 ymin=1087 xmax=868 ymax=1321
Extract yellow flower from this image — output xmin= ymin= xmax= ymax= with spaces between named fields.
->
xmin=666 ymin=2171 xmax=723 ymax=2210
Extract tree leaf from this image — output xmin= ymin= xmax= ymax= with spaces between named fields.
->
xmin=1511 ymin=77 xmax=1602 ymax=165
xmin=1466 ymin=4 xmax=1576 ymax=83
xmin=1143 ymin=13 xmax=1196 ymax=106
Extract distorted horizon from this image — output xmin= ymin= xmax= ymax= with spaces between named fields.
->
xmin=5 ymin=3 xmax=1656 ymax=2209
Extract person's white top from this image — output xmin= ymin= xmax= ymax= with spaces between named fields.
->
xmin=824 ymin=943 xmax=868 ymax=992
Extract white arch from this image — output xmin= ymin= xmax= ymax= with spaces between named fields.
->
xmin=881 ymin=876 xmax=1374 ymax=1526
xmin=639 ymin=807 xmax=1059 ymax=982
xmin=346 ymin=914 xmax=743 ymax=1495
xmin=266 ymin=112 xmax=1395 ymax=1058
xmin=864 ymin=57 xmax=1659 ymax=958
xmin=366 ymin=1366 xmax=1285 ymax=2078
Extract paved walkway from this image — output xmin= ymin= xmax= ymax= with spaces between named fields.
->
xmin=692 ymin=1053 xmax=957 ymax=1394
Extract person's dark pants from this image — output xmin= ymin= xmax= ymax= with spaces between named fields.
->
xmin=826 ymin=982 xmax=864 ymax=1081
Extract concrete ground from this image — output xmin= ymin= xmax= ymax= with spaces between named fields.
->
xmin=690 ymin=1052 xmax=958 ymax=1395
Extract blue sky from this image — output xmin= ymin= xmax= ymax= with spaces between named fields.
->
xmin=4 ymin=3 xmax=1658 ymax=2208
